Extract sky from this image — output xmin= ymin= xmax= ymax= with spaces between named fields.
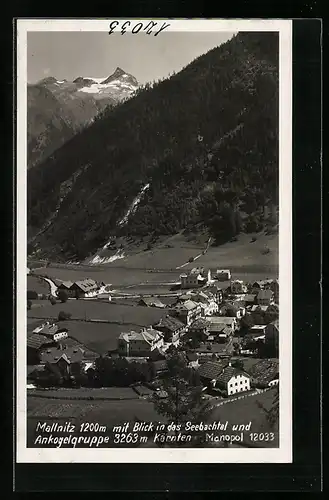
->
xmin=27 ymin=31 xmax=235 ymax=85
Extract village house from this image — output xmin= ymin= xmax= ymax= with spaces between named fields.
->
xmin=216 ymin=364 xmax=251 ymax=396
xmin=248 ymin=359 xmax=279 ymax=388
xmin=257 ymin=289 xmax=274 ymax=306
xmin=70 ymin=279 xmax=99 ymax=298
xmin=230 ymin=280 xmax=247 ymax=294
xmin=197 ymin=359 xmax=250 ymax=395
xmin=207 ymin=324 xmax=232 ymax=343
xmin=197 ymin=359 xmax=229 ymax=388
xmin=196 ymin=342 xmax=234 ymax=358
xmin=117 ymin=328 xmax=164 ymax=357
xmin=57 ymin=281 xmax=75 ymax=297
xmin=170 ymin=299 xmax=203 ymax=326
xmin=180 ymin=267 xmax=211 ymax=289
xmin=214 ymin=269 xmax=231 ymax=281
xmin=205 ymin=316 xmax=237 ymax=334
xmin=219 ymin=302 xmax=245 ymax=319
xmin=205 ymin=285 xmax=224 ymax=304
xmin=153 ymin=315 xmax=186 ymax=344
xmin=187 ymin=318 xmax=210 ymax=344
xmin=41 ymin=344 xmax=84 ymax=365
xmin=186 ymin=291 xmax=219 ymax=316
xmin=35 ymin=345 xmax=87 ymax=384
xmin=138 ymin=297 xmax=166 ymax=308
xmin=27 ymin=333 xmax=56 ymax=365
xmin=38 ymin=323 xmax=69 ymax=342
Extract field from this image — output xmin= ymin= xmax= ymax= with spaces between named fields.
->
xmin=58 ymin=320 xmax=140 ymax=354
xmin=33 ymin=266 xmax=179 ymax=287
xmin=28 ymin=387 xmax=139 ymax=400
xmin=27 ymin=275 xmax=50 ymax=294
xmin=31 ymin=232 xmax=278 ymax=287
xmin=26 ymin=386 xmax=278 ymax=448
xmin=209 ymin=388 xmax=279 ymax=447
xmin=27 ymin=396 xmax=164 ymax=447
xmin=27 ymin=300 xmax=169 ymax=325
xmin=182 ymin=233 xmax=278 ymax=273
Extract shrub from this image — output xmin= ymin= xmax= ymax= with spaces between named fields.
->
xmin=58 ymin=311 xmax=72 ymax=321
xmin=49 ymin=296 xmax=57 ymax=305
xmin=57 ymin=289 xmax=69 ymax=303
xmin=27 ymin=290 xmax=38 ymax=300
xmin=250 ymin=236 xmax=257 ymax=243
xmin=188 ymin=257 xmax=194 ymax=263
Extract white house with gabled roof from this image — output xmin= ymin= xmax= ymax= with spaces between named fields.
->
xmin=117 ymin=328 xmax=164 ymax=357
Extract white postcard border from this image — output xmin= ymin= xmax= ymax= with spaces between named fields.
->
xmin=16 ymin=18 xmax=293 ymax=463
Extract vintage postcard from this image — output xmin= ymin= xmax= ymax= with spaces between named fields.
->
xmin=16 ymin=18 xmax=292 ymax=463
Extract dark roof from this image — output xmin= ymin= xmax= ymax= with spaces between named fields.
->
xmin=27 ymin=334 xmax=54 ymax=350
xmin=189 ymin=318 xmax=208 ymax=330
xmin=73 ymin=279 xmax=98 ymax=292
xmin=220 ymin=303 xmax=239 ymax=314
xmin=195 ymin=343 xmax=234 ymax=355
xmin=217 ymin=366 xmax=249 ymax=385
xmin=207 ymin=324 xmax=229 ymax=334
xmin=248 ymin=359 xmax=279 ymax=384
xmin=139 ymin=297 xmax=166 ymax=307
xmin=58 ymin=281 xmax=74 ymax=289
xmin=154 ymin=315 xmax=185 ymax=332
xmin=38 ymin=324 xmax=60 ymax=336
xmin=197 ymin=360 xmax=229 ymax=380
xmin=40 ymin=346 xmax=85 ymax=364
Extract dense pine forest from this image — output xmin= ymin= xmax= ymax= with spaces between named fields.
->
xmin=28 ymin=32 xmax=279 ymax=261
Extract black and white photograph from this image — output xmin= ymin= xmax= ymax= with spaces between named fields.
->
xmin=16 ymin=19 xmax=292 ymax=463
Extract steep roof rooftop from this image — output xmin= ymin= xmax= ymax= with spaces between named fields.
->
xmin=197 ymin=360 xmax=229 ymax=380
xmin=153 ymin=315 xmax=185 ymax=332
xmin=217 ymin=366 xmax=249 ymax=385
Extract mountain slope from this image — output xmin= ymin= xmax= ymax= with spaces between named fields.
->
xmin=28 ymin=32 xmax=279 ymax=261
xmin=27 ymin=68 xmax=139 ymax=168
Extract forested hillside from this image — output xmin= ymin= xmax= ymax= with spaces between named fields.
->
xmin=28 ymin=32 xmax=279 ymax=261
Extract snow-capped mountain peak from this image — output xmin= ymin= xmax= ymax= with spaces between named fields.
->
xmin=76 ymin=68 xmax=139 ymax=99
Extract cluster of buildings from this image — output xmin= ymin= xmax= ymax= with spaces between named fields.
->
xmin=27 ymin=268 xmax=279 ymax=399
xmin=196 ymin=357 xmax=279 ymax=397
xmin=179 ymin=267 xmax=231 ymax=289
xmin=27 ymin=322 xmax=95 ymax=384
xmin=56 ymin=278 xmax=103 ymax=298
